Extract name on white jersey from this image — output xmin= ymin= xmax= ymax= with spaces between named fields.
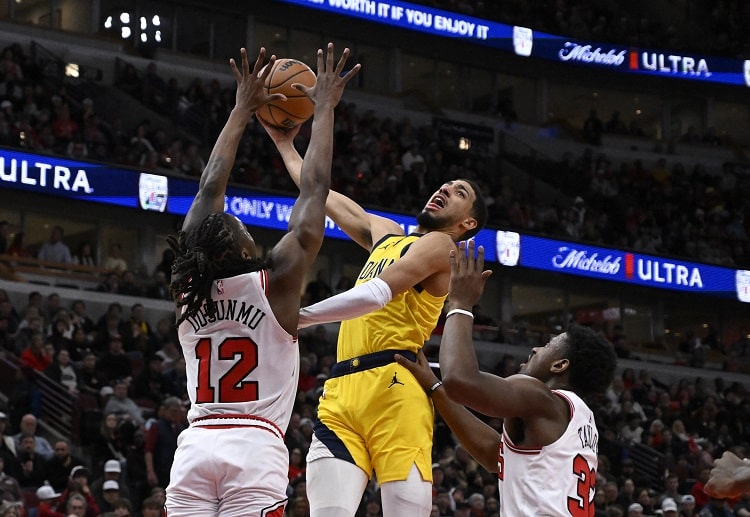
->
xmin=184 ymin=298 xmax=267 ymax=332
xmin=577 ymin=423 xmax=598 ymax=454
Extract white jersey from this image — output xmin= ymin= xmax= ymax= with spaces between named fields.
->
xmin=177 ymin=270 xmax=299 ymax=433
xmin=497 ymin=390 xmax=598 ymax=517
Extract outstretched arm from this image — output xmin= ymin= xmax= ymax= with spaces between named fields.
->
xmin=182 ymin=47 xmax=284 ymax=233
xmin=439 ymin=242 xmax=558 ymax=421
xmin=705 ymin=451 xmax=750 ymax=498
xmin=259 ymin=110 xmax=401 ymax=251
xmin=395 ymin=350 xmax=500 ymax=473
xmin=298 ymin=230 xmax=455 ymax=328
xmin=266 ymin=44 xmax=360 ymax=333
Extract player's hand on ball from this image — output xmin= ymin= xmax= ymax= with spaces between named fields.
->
xmin=257 ymin=115 xmax=302 ymax=146
xmin=230 ymin=47 xmax=286 ymax=117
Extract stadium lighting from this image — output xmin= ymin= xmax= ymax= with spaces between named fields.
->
xmin=65 ymin=63 xmax=80 ymax=78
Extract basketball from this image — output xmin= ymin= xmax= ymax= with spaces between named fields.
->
xmin=257 ymin=58 xmax=316 ymax=129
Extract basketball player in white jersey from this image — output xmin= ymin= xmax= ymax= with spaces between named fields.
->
xmin=164 ymin=45 xmax=359 ymax=516
xmin=397 ymin=241 xmax=617 ymax=516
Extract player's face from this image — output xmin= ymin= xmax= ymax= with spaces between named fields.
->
xmin=417 ymin=180 xmax=476 ymax=230
xmin=519 ymin=332 xmax=568 ymax=379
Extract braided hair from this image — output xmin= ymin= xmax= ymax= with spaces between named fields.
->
xmin=168 ymin=213 xmax=264 ymax=325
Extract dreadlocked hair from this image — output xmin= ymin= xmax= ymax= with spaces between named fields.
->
xmin=168 ymin=213 xmax=263 ymax=325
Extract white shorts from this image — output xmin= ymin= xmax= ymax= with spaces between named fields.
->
xmin=166 ymin=421 xmax=288 ymax=517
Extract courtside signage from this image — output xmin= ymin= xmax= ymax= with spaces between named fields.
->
xmin=275 ymin=0 xmax=748 ymax=87
xmin=519 ymin=235 xmax=745 ymax=301
xmin=0 ymin=148 xmax=138 ymax=207
xmin=2 ymin=148 xmax=746 ymax=301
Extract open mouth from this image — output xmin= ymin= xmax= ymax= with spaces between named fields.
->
xmin=426 ymin=194 xmax=446 ymax=210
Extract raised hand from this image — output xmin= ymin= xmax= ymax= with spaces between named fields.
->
xmin=296 ymin=42 xmax=361 ymax=111
xmin=446 ymin=240 xmax=493 ymax=311
xmin=257 ymin=114 xmax=302 ymax=147
xmin=229 ymin=47 xmax=286 ymax=117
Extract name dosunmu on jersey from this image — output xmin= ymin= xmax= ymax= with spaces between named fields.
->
xmin=184 ymin=298 xmax=267 ymax=332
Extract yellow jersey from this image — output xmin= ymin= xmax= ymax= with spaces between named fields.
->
xmin=336 ymin=233 xmax=447 ymax=360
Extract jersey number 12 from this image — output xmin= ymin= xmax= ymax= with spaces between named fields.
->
xmin=194 ymin=337 xmax=259 ymax=403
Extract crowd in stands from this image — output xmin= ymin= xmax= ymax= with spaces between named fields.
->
xmin=1 ymin=39 xmax=748 ymax=271
xmin=0 ymin=283 xmax=748 ymax=516
xmin=0 ymin=285 xmax=183 ymax=515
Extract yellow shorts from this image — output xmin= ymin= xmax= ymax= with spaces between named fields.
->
xmin=315 ymin=361 xmax=434 ymax=483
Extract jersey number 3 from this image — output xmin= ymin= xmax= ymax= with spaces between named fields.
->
xmin=567 ymin=454 xmax=595 ymax=517
xmin=194 ymin=337 xmax=259 ymax=403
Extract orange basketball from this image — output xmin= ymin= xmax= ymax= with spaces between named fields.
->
xmin=257 ymin=58 xmax=316 ymax=129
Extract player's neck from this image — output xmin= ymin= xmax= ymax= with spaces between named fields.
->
xmin=548 ymin=378 xmax=573 ymax=392
xmin=413 ymin=225 xmax=458 ymax=240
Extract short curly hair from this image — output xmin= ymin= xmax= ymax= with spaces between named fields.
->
xmin=563 ymin=323 xmax=617 ymax=395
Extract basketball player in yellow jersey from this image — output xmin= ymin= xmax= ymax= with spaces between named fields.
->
xmin=260 ymin=121 xmax=487 ymax=517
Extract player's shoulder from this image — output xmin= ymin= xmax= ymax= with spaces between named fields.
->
xmin=410 ymin=231 xmax=457 ymax=251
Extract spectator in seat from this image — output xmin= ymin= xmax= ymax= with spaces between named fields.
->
xmin=103 ymin=381 xmax=144 ymax=429
xmin=44 ymin=440 xmax=86 ymax=493
xmin=16 ymin=433 xmax=46 ymax=488
xmin=97 ymin=336 xmax=133 ymax=385
xmin=90 ymin=414 xmax=128 ymax=478
xmin=5 ymin=232 xmax=28 ymax=258
xmin=72 ymin=241 xmax=96 ymax=267
xmin=36 ymin=226 xmax=72 ymax=264
xmin=59 ymin=466 xmax=100 ymax=517
xmin=95 ymin=304 xmax=126 ymax=353
xmin=163 ymin=356 xmax=187 ymax=399
xmin=77 ymin=352 xmax=106 ymax=398
xmin=103 ymin=243 xmax=127 ymax=274
xmin=130 ymin=355 xmax=167 ymax=406
xmin=96 ymin=272 xmax=120 ymax=295
xmin=146 ymin=270 xmax=172 ymax=301
xmin=13 ymin=413 xmax=53 ymax=460
xmin=118 ymin=270 xmax=143 ymax=298
xmin=91 ymin=458 xmax=130 ymax=505
xmin=95 ymin=479 xmax=121 ymax=514
xmin=35 ymin=484 xmax=63 ymax=517
xmin=19 ymin=332 xmax=51 ymax=372
xmin=0 ymin=456 xmax=22 ymax=510
xmin=45 ymin=349 xmax=78 ymax=394
xmin=121 ymin=303 xmax=153 ymax=356
xmin=154 ymin=338 xmax=180 ymax=374
xmin=0 ymin=500 xmax=20 ymax=517
xmin=140 ymin=495 xmax=162 ymax=517
xmin=64 ymin=492 xmax=90 ymax=517
xmin=144 ymin=397 xmax=185 ymax=489
xmin=70 ymin=300 xmax=96 ymax=338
